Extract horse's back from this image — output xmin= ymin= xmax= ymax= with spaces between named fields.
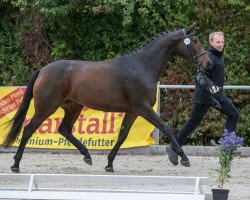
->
xmin=33 ymin=59 xmax=90 ymax=95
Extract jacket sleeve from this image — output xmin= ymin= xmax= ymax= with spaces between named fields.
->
xmin=196 ymin=70 xmax=216 ymax=90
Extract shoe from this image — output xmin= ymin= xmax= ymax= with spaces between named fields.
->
xmin=166 ymin=145 xmax=178 ymax=165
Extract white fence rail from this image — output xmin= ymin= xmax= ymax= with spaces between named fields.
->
xmin=0 ymin=173 xmax=210 ymax=200
xmin=2 ymin=84 xmax=250 ymax=89
xmin=158 ymin=85 xmax=250 ymax=89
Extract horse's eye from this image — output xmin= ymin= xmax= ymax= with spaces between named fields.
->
xmin=192 ymin=38 xmax=198 ymax=43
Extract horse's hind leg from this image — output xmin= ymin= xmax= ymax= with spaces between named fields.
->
xmin=59 ymin=102 xmax=92 ymax=165
xmin=11 ymin=88 xmax=63 ymax=173
xmin=105 ymin=112 xmax=137 ymax=172
xmin=11 ymin=113 xmax=54 ymax=173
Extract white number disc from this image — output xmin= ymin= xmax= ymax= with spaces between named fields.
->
xmin=184 ymin=38 xmax=190 ymax=45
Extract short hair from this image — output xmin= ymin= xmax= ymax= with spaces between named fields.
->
xmin=209 ymin=31 xmax=224 ymax=41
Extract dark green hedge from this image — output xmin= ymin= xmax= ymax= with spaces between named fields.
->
xmin=0 ymin=0 xmax=249 ymax=145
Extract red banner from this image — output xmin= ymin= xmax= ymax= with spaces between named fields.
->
xmin=0 ymin=88 xmax=25 ymax=119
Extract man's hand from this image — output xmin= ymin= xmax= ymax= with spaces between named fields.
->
xmin=209 ymin=86 xmax=220 ymax=94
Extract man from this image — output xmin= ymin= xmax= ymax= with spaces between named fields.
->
xmin=167 ymin=31 xmax=239 ymax=166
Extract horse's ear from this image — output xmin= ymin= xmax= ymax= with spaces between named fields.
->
xmin=185 ymin=21 xmax=197 ymax=34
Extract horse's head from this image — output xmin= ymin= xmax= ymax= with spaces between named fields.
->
xmin=175 ymin=22 xmax=211 ymax=71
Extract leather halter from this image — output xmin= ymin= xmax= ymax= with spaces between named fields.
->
xmin=182 ymin=29 xmax=207 ymax=67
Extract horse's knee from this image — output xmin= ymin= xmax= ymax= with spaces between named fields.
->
xmin=58 ymin=125 xmax=64 ymax=134
xmin=118 ymin=134 xmax=128 ymax=143
xmin=58 ymin=126 xmax=70 ymax=138
xmin=21 ymin=127 xmax=33 ymax=141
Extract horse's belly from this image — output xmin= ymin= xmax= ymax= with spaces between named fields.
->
xmin=75 ymin=98 xmax=129 ymax=112
xmin=70 ymin=87 xmax=130 ymax=112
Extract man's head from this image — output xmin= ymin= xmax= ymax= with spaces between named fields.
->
xmin=209 ymin=31 xmax=224 ymax=52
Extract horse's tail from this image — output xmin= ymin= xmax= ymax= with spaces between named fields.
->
xmin=2 ymin=69 xmax=41 ymax=148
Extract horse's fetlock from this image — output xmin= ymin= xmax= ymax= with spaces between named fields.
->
xmin=82 ymin=150 xmax=91 ymax=158
xmin=13 ymin=155 xmax=21 ymax=161
xmin=108 ymin=155 xmax=114 ymax=162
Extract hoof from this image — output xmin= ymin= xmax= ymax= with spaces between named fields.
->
xmin=105 ymin=166 xmax=114 ymax=173
xmin=11 ymin=166 xmax=20 ymax=173
xmin=180 ymin=158 xmax=191 ymax=167
xmin=84 ymin=158 xmax=93 ymax=166
xmin=166 ymin=145 xmax=178 ymax=165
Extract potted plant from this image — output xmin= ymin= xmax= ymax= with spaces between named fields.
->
xmin=211 ymin=129 xmax=244 ymax=200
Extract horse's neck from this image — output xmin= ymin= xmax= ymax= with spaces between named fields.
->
xmin=136 ymin=30 xmax=184 ymax=80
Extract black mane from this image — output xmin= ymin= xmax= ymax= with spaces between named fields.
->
xmin=127 ymin=28 xmax=181 ymax=56
xmin=126 ymin=31 xmax=171 ymax=55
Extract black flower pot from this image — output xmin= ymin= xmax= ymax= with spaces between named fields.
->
xmin=212 ymin=188 xmax=230 ymax=200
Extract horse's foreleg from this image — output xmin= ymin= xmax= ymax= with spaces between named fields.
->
xmin=105 ymin=112 xmax=137 ymax=172
xmin=58 ymin=128 xmax=92 ymax=165
xmin=59 ymin=104 xmax=92 ymax=165
xmin=137 ymin=105 xmax=190 ymax=167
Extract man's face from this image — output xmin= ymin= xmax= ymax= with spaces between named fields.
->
xmin=209 ymin=34 xmax=224 ymax=52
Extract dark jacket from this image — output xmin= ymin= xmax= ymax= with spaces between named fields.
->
xmin=194 ymin=45 xmax=227 ymax=104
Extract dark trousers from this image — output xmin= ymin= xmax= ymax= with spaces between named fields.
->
xmin=175 ymin=96 xmax=239 ymax=146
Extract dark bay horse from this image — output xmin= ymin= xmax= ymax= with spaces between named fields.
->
xmin=2 ymin=22 xmax=211 ymax=173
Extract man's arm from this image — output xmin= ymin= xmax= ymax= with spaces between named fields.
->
xmin=196 ymin=70 xmax=220 ymax=94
